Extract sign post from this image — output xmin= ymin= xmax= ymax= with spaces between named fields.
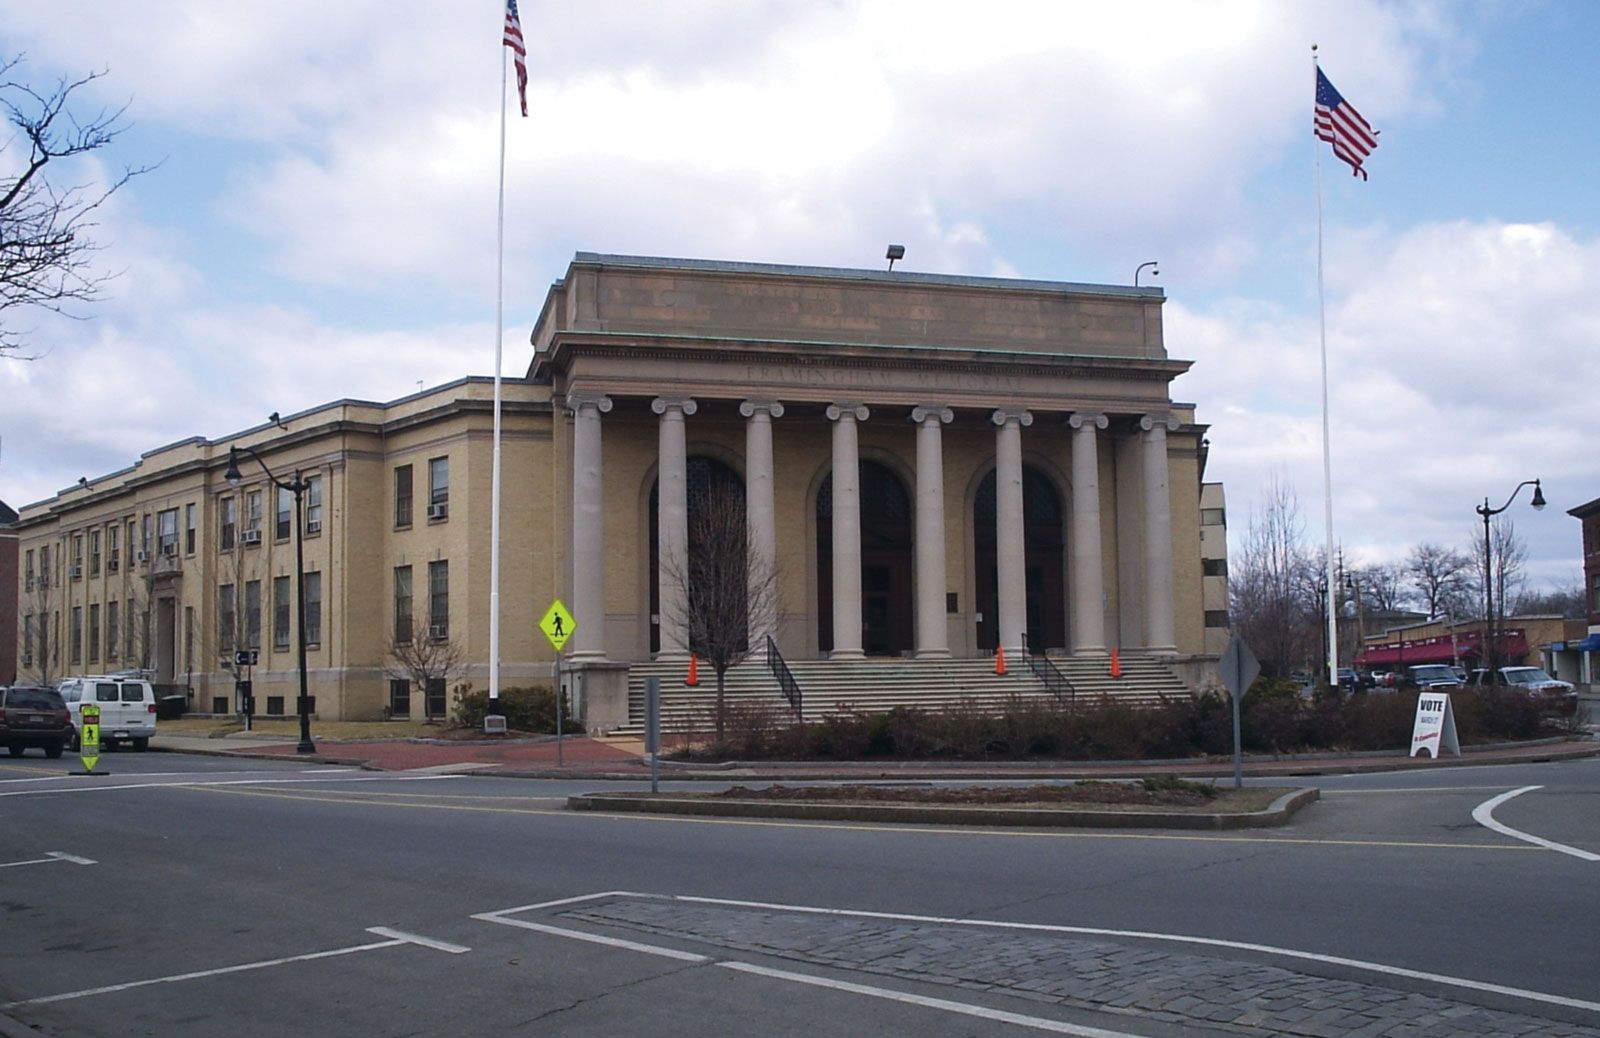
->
xmin=539 ymin=600 xmax=577 ymax=768
xmin=77 ymin=703 xmax=104 ymax=776
xmin=1218 ymin=635 xmax=1260 ymax=789
xmin=235 ymin=649 xmax=258 ymax=731
xmin=1409 ymin=693 xmax=1460 ymax=758
xmin=645 ymin=676 xmax=661 ymax=793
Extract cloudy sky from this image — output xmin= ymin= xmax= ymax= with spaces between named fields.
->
xmin=1 ymin=1 xmax=1594 ymax=593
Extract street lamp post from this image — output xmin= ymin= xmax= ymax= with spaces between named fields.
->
xmin=1475 ymin=479 xmax=1546 ymax=684
xmin=225 ymin=444 xmax=315 ymax=754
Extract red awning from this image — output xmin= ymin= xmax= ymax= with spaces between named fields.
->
xmin=1355 ymin=629 xmax=1528 ymax=668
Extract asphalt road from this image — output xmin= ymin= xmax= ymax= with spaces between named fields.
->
xmin=2 ymin=751 xmax=1597 ymax=1037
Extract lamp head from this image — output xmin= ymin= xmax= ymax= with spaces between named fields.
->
xmin=224 ymin=447 xmax=243 ymax=487
xmin=1530 ymin=480 xmax=1546 ymax=510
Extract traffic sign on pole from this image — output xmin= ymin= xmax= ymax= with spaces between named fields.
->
xmin=1218 ymin=636 xmax=1260 ymax=790
xmin=539 ymin=600 xmax=576 ymax=652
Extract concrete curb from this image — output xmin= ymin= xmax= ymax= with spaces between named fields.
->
xmin=565 ymin=786 xmax=1320 ymax=830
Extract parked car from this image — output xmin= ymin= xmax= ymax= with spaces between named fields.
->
xmin=56 ymin=675 xmax=158 ymax=751
xmin=1405 ymin=665 xmax=1465 ymax=691
xmin=1471 ymin=666 xmax=1578 ymax=715
xmin=0 ymin=686 xmax=73 ymax=758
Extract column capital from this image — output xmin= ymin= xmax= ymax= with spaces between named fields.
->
xmin=910 ymin=405 xmax=954 ymax=425
xmin=564 ymin=391 xmax=612 ymax=415
xmin=650 ymin=396 xmax=698 ymax=417
xmin=1139 ymin=412 xmax=1181 ymax=433
xmin=739 ymin=399 xmax=785 ymax=419
xmin=826 ymin=402 xmax=870 ymax=422
xmin=1067 ymin=412 xmax=1109 ymax=430
xmin=991 ymin=407 xmax=1034 ymax=428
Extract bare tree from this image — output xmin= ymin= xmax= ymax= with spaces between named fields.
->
xmin=1349 ymin=561 xmax=1407 ymax=614
xmin=661 ymin=485 xmax=780 ymax=739
xmin=385 ymin=615 xmax=466 ymax=721
xmin=1514 ymin=574 xmax=1586 ymax=619
xmin=1227 ymin=474 xmax=1319 ymax=678
xmin=1405 ymin=542 xmax=1474 ymax=619
xmin=22 ymin=567 xmax=57 ymax=686
xmin=1 ymin=55 xmax=150 ymax=357
xmin=1470 ymin=517 xmax=1528 ymax=673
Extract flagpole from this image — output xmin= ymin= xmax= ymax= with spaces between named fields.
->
xmin=1313 ymin=44 xmax=1338 ymax=688
xmin=489 ymin=18 xmax=509 ymax=708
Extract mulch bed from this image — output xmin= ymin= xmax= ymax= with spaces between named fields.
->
xmin=709 ymin=781 xmax=1221 ymax=807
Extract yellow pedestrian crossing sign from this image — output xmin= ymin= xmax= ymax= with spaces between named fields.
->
xmin=79 ymin=703 xmax=102 ymax=773
xmin=540 ymin=599 xmax=576 ymax=652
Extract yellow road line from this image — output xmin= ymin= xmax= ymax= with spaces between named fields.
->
xmin=183 ymin=784 xmax=1542 ymax=852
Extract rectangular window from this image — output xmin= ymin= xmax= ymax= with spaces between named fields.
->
xmin=1200 ymin=508 xmax=1227 ymax=527
xmin=1592 ymin=575 xmax=1600 ymax=613
xmin=428 ymin=560 xmax=449 ymax=639
xmin=428 ymin=457 xmax=448 ymax=519
xmin=186 ymin=503 xmax=197 ymax=554
xmin=185 ymin=606 xmax=194 ymax=675
xmin=219 ymin=584 xmax=237 ymax=654
xmin=23 ymin=612 xmax=32 ymax=661
xmin=39 ymin=545 xmax=49 ymax=587
xmin=275 ymin=487 xmax=292 ymax=541
xmin=107 ymin=600 xmax=120 ymax=660
xmin=71 ymin=606 xmax=83 ymax=663
xmin=388 ymin=679 xmax=411 ymax=719
xmin=394 ymin=565 xmax=413 ymax=644
xmin=39 ymin=614 xmax=48 ymax=668
xmin=245 ymin=580 xmax=261 ymax=649
xmin=125 ymin=520 xmax=136 ymax=562
xmin=220 ymin=497 xmax=236 ymax=550
xmin=425 ymin=677 xmax=446 ymax=719
xmin=141 ymin=514 xmax=152 ymax=556
xmin=90 ymin=529 xmax=102 ymax=576
xmin=273 ymin=576 xmax=291 ymax=649
xmin=305 ymin=571 xmax=322 ymax=646
xmin=1204 ymin=609 xmax=1230 ymax=629
xmin=124 ymin=600 xmax=135 ymax=660
xmin=72 ymin=533 xmax=84 ymax=572
xmin=266 ymin=696 xmax=285 ymax=716
xmin=88 ymin=604 xmax=100 ymax=663
xmin=394 ymin=465 xmax=413 ymax=528
xmin=158 ymin=507 xmax=180 ymax=556
xmin=306 ymin=475 xmax=322 ymax=531
xmin=24 ymin=549 xmax=33 ymax=590
xmin=1202 ymin=558 xmax=1228 ymax=577
xmin=247 ymin=490 xmax=262 ymax=533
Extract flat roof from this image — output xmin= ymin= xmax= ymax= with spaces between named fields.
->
xmin=571 ymin=252 xmax=1164 ymax=301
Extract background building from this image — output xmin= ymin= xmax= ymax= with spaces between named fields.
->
xmin=11 ymin=254 xmax=1229 ymax=726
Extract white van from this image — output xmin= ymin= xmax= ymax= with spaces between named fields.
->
xmin=56 ymin=676 xmax=158 ymax=751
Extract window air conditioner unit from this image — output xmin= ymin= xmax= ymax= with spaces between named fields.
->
xmin=135 ymin=550 xmax=149 ymax=564
xmin=306 ymin=519 xmax=322 ymax=535
xmin=108 ymin=559 xmax=119 ymax=573
xmin=21 ymin=654 xmax=32 ymax=666
xmin=240 ymin=529 xmax=262 ymax=547
xmin=69 ymin=565 xmax=83 ymax=579
xmin=162 ymin=544 xmax=177 ymax=557
xmin=429 ymin=623 xmax=449 ymax=640
xmin=426 ymin=503 xmax=448 ymax=520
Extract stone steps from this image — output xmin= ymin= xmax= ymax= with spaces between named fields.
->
xmin=612 ymin=653 xmax=1191 ymax=734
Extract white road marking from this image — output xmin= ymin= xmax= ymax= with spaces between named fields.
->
xmin=668 ymin=893 xmax=1600 ymax=1016
xmin=0 ymin=773 xmax=465 ymax=798
xmin=404 ymin=762 xmax=502 ymax=774
xmin=0 ymin=851 xmax=95 ymax=869
xmin=365 ymin=927 xmax=470 ymax=953
xmin=721 ymin=960 xmax=1152 ymax=1037
xmin=1472 ymin=786 xmax=1600 ymax=862
xmin=479 ymin=915 xmax=709 ymax=962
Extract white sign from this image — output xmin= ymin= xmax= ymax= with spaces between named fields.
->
xmin=1409 ymin=693 xmax=1461 ymax=758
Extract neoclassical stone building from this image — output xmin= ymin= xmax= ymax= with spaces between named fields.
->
xmin=11 ymin=253 xmax=1228 ymax=724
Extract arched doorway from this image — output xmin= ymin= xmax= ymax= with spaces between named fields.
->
xmin=649 ymin=456 xmax=745 ymax=655
xmin=974 ymin=466 xmax=1066 ymax=653
xmin=816 ymin=459 xmax=914 ymax=655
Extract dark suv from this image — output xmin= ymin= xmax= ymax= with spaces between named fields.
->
xmin=0 ymin=686 xmax=73 ymax=758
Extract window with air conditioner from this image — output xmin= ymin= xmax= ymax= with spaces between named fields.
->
xmin=428 ymin=456 xmax=448 ymax=520
xmin=241 ymin=528 xmax=262 ymax=547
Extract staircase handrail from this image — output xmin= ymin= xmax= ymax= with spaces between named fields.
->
xmin=765 ymin=635 xmax=803 ymax=718
xmin=1025 ymin=651 xmax=1077 ymax=705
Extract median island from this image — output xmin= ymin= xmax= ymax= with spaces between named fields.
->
xmin=568 ymin=778 xmax=1317 ymax=829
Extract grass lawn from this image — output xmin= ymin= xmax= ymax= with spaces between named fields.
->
xmin=158 ymin=717 xmax=447 ymax=741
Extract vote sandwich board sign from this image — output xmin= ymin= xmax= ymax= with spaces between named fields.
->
xmin=1409 ymin=693 xmax=1461 ymax=758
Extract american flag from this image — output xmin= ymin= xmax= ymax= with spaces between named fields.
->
xmin=1314 ymin=68 xmax=1377 ymax=179
xmin=504 ymin=0 xmax=528 ymax=117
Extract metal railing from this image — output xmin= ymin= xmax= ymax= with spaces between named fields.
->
xmin=1025 ymin=651 xmax=1077 ymax=706
xmin=765 ymin=635 xmax=803 ymax=719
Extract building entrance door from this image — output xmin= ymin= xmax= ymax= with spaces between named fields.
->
xmin=817 ymin=460 xmax=914 ymax=656
xmin=974 ymin=466 xmax=1066 ymax=654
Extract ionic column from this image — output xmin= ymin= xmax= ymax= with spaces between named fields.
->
xmin=826 ymin=403 xmax=869 ymax=659
xmin=1068 ymin=412 xmax=1108 ymax=655
xmin=652 ymin=396 xmax=697 ymax=660
xmin=1141 ymin=413 xmax=1180 ymax=654
xmin=992 ymin=407 xmax=1033 ymax=658
xmin=741 ymin=399 xmax=784 ymax=650
xmin=568 ymin=392 xmax=612 ymax=660
xmin=911 ymin=405 xmax=954 ymax=658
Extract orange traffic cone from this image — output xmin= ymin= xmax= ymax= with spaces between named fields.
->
xmin=1110 ymin=648 xmax=1122 ymax=679
xmin=685 ymin=654 xmax=699 ymax=687
xmin=994 ymin=644 xmax=1007 ymax=676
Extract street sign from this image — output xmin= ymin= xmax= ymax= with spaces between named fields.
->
xmin=539 ymin=599 xmax=576 ymax=652
xmin=79 ymin=704 xmax=102 ymax=773
xmin=1218 ymin=636 xmax=1260 ymax=697
xmin=235 ymin=649 xmax=258 ymax=667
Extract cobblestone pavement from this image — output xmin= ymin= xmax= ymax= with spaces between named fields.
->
xmin=560 ymin=898 xmax=1599 ymax=1038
